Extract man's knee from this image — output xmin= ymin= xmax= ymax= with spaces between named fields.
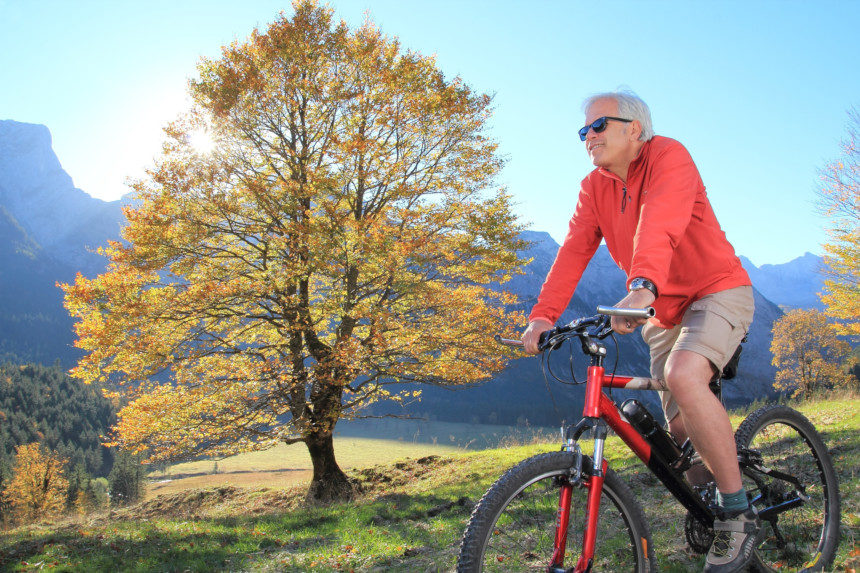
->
xmin=664 ymin=350 xmax=715 ymax=397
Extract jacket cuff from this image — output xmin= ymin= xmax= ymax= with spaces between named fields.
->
xmin=527 ymin=314 xmax=555 ymax=326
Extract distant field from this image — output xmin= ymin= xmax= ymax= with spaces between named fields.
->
xmin=146 ymin=419 xmax=557 ymax=499
xmin=335 ymin=417 xmax=558 ymax=449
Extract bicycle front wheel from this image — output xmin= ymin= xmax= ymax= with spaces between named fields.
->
xmin=735 ymin=405 xmax=841 ymax=572
xmin=457 ymin=451 xmax=655 ymax=572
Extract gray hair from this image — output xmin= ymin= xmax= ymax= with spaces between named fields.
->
xmin=582 ymin=90 xmax=654 ymax=141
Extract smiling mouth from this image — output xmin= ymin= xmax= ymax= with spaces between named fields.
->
xmin=588 ymin=143 xmax=603 ymax=152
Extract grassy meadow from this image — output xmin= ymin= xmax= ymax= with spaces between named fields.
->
xmin=147 ymin=418 xmax=557 ymax=498
xmin=0 ymin=397 xmax=857 ymax=572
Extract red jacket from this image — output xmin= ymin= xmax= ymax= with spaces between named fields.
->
xmin=529 ymin=136 xmax=750 ymax=329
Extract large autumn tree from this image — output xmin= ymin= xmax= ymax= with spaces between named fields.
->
xmin=770 ymin=309 xmax=851 ymax=398
xmin=817 ymin=107 xmax=859 ymax=339
xmin=62 ymin=1 xmax=526 ymax=501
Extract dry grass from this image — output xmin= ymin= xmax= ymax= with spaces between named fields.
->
xmin=144 ymin=436 xmax=466 ymax=500
xmin=147 ymin=469 xmax=314 ymax=499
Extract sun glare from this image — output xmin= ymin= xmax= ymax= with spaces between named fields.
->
xmin=188 ymin=129 xmax=216 ymax=155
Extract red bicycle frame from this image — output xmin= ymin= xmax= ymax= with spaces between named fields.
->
xmin=550 ymin=363 xmax=713 ymax=573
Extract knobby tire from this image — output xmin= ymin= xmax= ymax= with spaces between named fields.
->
xmin=457 ymin=451 xmax=655 ymax=572
xmin=735 ymin=404 xmax=841 ymax=572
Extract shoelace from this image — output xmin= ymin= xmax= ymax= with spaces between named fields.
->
xmin=710 ymin=530 xmax=734 ymax=558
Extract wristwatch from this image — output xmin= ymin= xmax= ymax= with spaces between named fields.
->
xmin=629 ymin=277 xmax=658 ymax=298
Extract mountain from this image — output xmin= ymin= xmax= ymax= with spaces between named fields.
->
xmin=395 ymin=231 xmax=782 ymax=426
xmin=0 ymin=120 xmax=822 ymax=425
xmin=0 ymin=120 xmax=127 ymax=275
xmin=0 ymin=203 xmax=80 ymax=364
xmin=0 ymin=120 xmax=128 ymax=365
xmin=740 ymin=253 xmax=826 ymax=310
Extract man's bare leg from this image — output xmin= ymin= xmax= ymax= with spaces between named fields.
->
xmin=669 ymin=413 xmax=715 ymax=486
xmin=663 ymin=350 xmax=741 ymax=494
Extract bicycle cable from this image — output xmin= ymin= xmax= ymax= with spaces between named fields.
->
xmin=540 ymin=348 xmax=566 ymax=425
xmin=538 ymin=325 xmax=621 ymax=427
xmin=607 ymin=331 xmax=619 ymax=402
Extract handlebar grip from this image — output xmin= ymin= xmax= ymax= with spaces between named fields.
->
xmin=596 ymin=305 xmax=656 ymax=319
xmin=494 ymin=334 xmax=524 ymax=347
xmin=538 ymin=330 xmax=551 ymax=349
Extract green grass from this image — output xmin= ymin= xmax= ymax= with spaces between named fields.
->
xmin=1 ymin=397 xmax=857 ymax=572
xmin=156 ymin=416 xmax=558 ymax=478
xmin=145 ymin=419 xmax=557 ymax=499
xmin=158 ymin=438 xmax=463 ymax=478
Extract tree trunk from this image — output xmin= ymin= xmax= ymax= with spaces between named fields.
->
xmin=304 ymin=430 xmax=355 ymax=503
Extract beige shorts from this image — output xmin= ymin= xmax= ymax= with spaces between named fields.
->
xmin=641 ymin=286 xmax=755 ymax=422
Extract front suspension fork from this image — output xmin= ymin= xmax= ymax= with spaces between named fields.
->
xmin=550 ymin=422 xmax=608 ymax=573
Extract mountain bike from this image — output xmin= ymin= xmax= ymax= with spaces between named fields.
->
xmin=457 ymin=306 xmax=840 ymax=572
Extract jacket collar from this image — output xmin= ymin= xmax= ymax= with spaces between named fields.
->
xmin=595 ymin=137 xmax=654 ymax=183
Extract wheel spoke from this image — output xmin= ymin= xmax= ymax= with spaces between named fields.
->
xmin=735 ymin=406 xmax=840 ymax=572
xmin=458 ymin=452 xmax=654 ymax=572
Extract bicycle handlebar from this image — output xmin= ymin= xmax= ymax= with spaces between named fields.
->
xmin=595 ymin=305 xmax=656 ymax=319
xmin=494 ymin=335 xmax=523 ymax=347
xmin=495 ymin=306 xmax=656 ymax=352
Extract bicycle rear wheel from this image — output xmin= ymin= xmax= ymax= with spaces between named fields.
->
xmin=457 ymin=451 xmax=655 ymax=572
xmin=735 ymin=405 xmax=841 ymax=572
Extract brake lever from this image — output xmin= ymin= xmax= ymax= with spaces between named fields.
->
xmin=593 ymin=316 xmax=614 ymax=339
xmin=538 ymin=329 xmax=565 ymax=352
xmin=494 ymin=330 xmax=568 ymax=352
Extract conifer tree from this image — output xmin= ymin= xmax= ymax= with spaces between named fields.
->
xmin=108 ymin=451 xmax=146 ymax=506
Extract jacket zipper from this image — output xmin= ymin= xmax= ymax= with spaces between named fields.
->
xmin=621 ymin=185 xmax=627 ymax=213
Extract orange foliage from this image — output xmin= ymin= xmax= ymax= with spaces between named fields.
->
xmin=817 ymin=107 xmax=859 ymax=338
xmin=2 ymin=443 xmax=69 ymax=523
xmin=770 ymin=309 xmax=852 ymax=398
xmin=60 ymin=1 xmax=527 ymax=498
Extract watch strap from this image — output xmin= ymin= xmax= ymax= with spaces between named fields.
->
xmin=629 ymin=277 xmax=658 ymax=297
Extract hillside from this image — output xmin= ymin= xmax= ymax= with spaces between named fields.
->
xmin=0 ymin=206 xmax=80 ymax=365
xmin=0 ymin=362 xmax=116 ymax=478
xmin=0 ymin=397 xmax=856 ymax=572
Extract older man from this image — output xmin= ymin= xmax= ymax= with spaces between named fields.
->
xmin=522 ymin=91 xmax=758 ymax=572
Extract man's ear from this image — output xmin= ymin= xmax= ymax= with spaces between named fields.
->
xmin=629 ymin=120 xmax=642 ymax=141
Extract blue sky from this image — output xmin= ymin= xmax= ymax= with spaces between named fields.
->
xmin=1 ymin=0 xmax=857 ymax=265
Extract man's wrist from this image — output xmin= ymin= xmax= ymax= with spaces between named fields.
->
xmin=629 ymin=277 xmax=658 ymax=298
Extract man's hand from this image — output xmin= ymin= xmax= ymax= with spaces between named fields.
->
xmin=521 ymin=318 xmax=553 ymax=355
xmin=611 ymin=288 xmax=656 ymax=334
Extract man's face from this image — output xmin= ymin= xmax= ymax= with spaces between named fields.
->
xmin=583 ymin=98 xmax=634 ymax=171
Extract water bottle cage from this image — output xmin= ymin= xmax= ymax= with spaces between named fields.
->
xmin=671 ymin=438 xmax=697 ymax=472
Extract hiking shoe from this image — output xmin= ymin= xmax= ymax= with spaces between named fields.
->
xmin=703 ymin=507 xmax=762 ymax=572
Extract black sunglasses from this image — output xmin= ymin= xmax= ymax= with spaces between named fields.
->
xmin=578 ymin=116 xmax=633 ymax=141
